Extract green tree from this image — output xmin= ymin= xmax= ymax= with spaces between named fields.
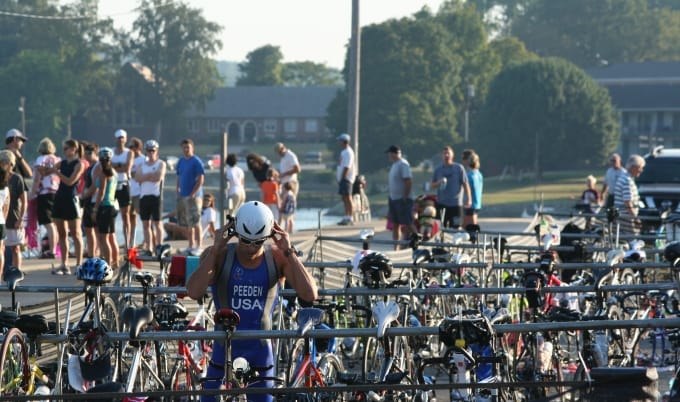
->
xmin=510 ymin=0 xmax=657 ymax=68
xmin=489 ymin=36 xmax=538 ymax=68
xmin=282 ymin=61 xmax=343 ymax=86
xmin=474 ymin=58 xmax=619 ymax=177
xmin=0 ymin=0 xmax=116 ymax=141
xmin=237 ymin=45 xmax=283 ymax=86
xmin=123 ymin=0 xmax=223 ymax=139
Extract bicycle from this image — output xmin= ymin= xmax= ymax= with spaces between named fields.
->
xmin=159 ymin=294 xmax=214 ymax=401
xmin=416 ymin=310 xmax=519 ymax=402
xmin=204 ymin=308 xmax=284 ymax=402
xmin=62 ymin=258 xmax=123 ymax=395
xmin=284 ymin=307 xmax=344 ymax=401
xmin=120 ymin=271 xmax=166 ymax=398
xmin=0 ymin=266 xmax=52 ymax=397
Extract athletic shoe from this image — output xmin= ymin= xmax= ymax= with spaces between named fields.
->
xmin=61 ymin=265 xmax=71 ymax=275
xmin=337 ymin=218 xmax=353 ymax=226
xmin=189 ymin=247 xmax=202 ymax=256
xmin=51 ymin=265 xmax=64 ymax=275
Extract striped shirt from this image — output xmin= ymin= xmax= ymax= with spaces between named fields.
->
xmin=613 ymin=171 xmax=639 ymax=215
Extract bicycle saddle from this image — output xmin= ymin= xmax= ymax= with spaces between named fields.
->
xmin=371 ymin=300 xmax=400 ymax=338
xmin=15 ymin=314 xmax=50 ymax=336
xmin=122 ymin=305 xmax=154 ymax=339
xmin=133 ymin=271 xmax=156 ymax=287
xmin=295 ymin=307 xmax=324 ymax=336
xmin=3 ymin=266 xmax=24 ymax=291
xmin=359 ymin=229 xmax=375 ymax=240
xmin=214 ymin=308 xmax=240 ymax=330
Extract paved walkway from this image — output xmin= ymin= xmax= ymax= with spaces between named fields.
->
xmin=0 ymin=217 xmax=532 ymax=310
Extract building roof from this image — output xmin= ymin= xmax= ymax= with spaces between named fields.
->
xmin=588 ymin=61 xmax=680 ymax=83
xmin=603 ymin=83 xmax=680 ymax=111
xmin=188 ymin=86 xmax=341 ymax=118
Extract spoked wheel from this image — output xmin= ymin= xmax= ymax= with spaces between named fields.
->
xmin=316 ymin=353 xmax=345 ymax=402
xmin=167 ymin=357 xmax=200 ymax=401
xmin=100 ymin=296 xmax=121 ymax=382
xmin=0 ymin=328 xmax=29 ymax=396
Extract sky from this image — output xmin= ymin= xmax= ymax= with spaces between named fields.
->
xmin=94 ymin=0 xmax=447 ymax=69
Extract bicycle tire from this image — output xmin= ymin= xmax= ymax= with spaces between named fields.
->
xmin=316 ymin=353 xmax=344 ymax=401
xmin=0 ymin=327 xmax=30 ymax=396
xmin=363 ymin=334 xmax=412 ymax=383
xmin=167 ymin=357 xmax=200 ymax=401
xmin=100 ymin=295 xmax=121 ymax=382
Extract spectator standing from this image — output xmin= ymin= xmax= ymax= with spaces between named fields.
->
xmin=111 ymin=129 xmax=134 ymax=248
xmin=5 ymin=129 xmax=32 ymax=179
xmin=46 ymin=139 xmax=85 ymax=275
xmin=92 ymin=147 xmax=119 ymax=267
xmin=386 ymin=145 xmax=418 ymax=250
xmin=81 ymin=142 xmax=99 ymax=258
xmin=225 ymin=153 xmax=246 ymax=216
xmin=0 ymin=162 xmax=10 ymax=278
xmin=280 ymin=181 xmax=296 ymax=234
xmin=336 ymin=133 xmax=355 ymax=226
xmin=274 ymin=142 xmax=301 ymax=196
xmin=261 ymin=168 xmax=280 ymax=223
xmin=0 ymin=151 xmax=25 ymax=273
xmin=430 ymin=146 xmax=471 ymax=229
xmin=30 ymin=138 xmax=61 ymax=259
xmin=201 ymin=193 xmax=217 ymax=240
xmin=176 ymin=139 xmax=205 ymax=256
xmin=462 ymin=150 xmax=483 ymax=227
xmin=128 ymin=137 xmax=145 ymax=248
xmin=580 ymin=175 xmax=601 ymax=214
xmin=614 ymin=154 xmax=645 ymax=235
xmin=601 ymin=153 xmax=626 ymax=208
xmin=137 ymin=140 xmax=166 ymax=254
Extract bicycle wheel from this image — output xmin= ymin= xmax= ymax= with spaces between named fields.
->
xmin=0 ymin=328 xmax=29 ymax=396
xmin=607 ymin=304 xmax=635 ymax=367
xmin=286 ymin=338 xmax=306 ymax=385
xmin=316 ymin=353 xmax=344 ymax=401
xmin=167 ymin=357 xmax=200 ymax=401
xmin=100 ymin=295 xmax=121 ymax=381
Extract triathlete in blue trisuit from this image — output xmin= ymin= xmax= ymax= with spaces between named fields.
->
xmin=187 ymin=201 xmax=318 ymax=402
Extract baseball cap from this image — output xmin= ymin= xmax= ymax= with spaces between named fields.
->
xmin=6 ymin=128 xmax=27 ymax=141
xmin=385 ymin=145 xmax=401 ymax=154
xmin=114 ymin=129 xmax=127 ymax=139
xmin=337 ymin=133 xmax=350 ymax=143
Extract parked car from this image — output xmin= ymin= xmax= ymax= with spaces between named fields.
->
xmin=303 ymin=151 xmax=323 ymax=164
xmin=637 ymin=146 xmax=680 ymax=212
xmin=205 ymin=154 xmax=222 ymax=170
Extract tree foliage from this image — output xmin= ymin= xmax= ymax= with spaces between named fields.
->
xmin=474 ymin=58 xmax=619 ymax=176
xmin=0 ymin=0 xmax=115 ymax=142
xmin=282 ymin=61 xmax=343 ymax=86
xmin=123 ymin=0 xmax=223 ymax=139
xmin=237 ymin=45 xmax=284 ymax=86
xmin=327 ymin=1 xmax=502 ymax=172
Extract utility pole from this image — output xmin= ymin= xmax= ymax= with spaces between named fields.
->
xmin=18 ymin=96 xmax=25 ymax=136
xmin=347 ymin=0 xmax=361 ymax=173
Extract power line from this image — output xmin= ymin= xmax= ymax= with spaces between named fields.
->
xmin=0 ymin=2 xmax=178 ymax=21
xmin=0 ymin=9 xmax=88 ymax=20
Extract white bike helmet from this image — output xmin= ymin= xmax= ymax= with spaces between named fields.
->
xmin=234 ymin=201 xmax=274 ymax=241
xmin=145 ymin=139 xmax=159 ymax=150
xmin=99 ymin=147 xmax=114 ymax=161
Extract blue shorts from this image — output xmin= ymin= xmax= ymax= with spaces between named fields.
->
xmin=388 ymin=198 xmax=414 ymax=226
xmin=338 ymin=179 xmax=351 ymax=196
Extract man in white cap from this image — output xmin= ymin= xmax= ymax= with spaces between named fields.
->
xmin=111 ymin=129 xmax=134 ymax=248
xmin=5 ymin=128 xmax=31 ymax=179
xmin=274 ymin=142 xmax=300 ymax=197
xmin=336 ymin=133 xmax=355 ymax=225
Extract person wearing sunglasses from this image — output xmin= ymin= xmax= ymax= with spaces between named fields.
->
xmin=187 ymin=200 xmax=317 ymax=402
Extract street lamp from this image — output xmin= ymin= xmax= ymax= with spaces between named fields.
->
xmin=18 ymin=96 xmax=25 ymax=136
xmin=464 ymin=84 xmax=475 ymax=143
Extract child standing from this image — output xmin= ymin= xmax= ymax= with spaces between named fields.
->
xmin=280 ymin=181 xmax=296 ymax=234
xmin=261 ymin=168 xmax=280 ymax=223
